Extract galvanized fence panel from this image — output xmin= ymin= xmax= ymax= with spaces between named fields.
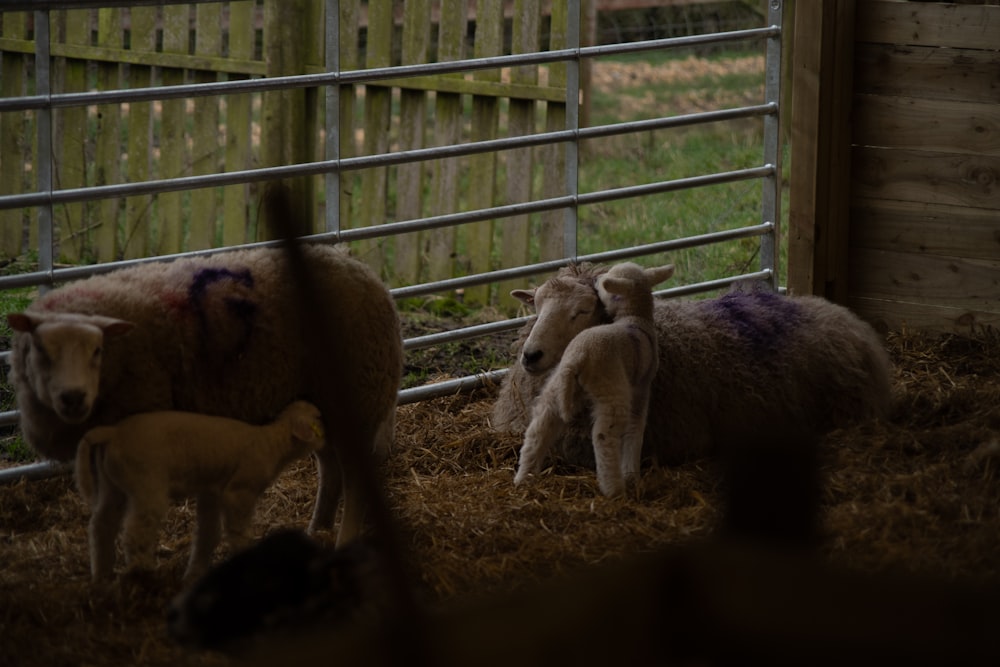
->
xmin=0 ymin=0 xmax=784 ymax=482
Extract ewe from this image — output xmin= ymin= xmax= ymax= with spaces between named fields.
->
xmin=514 ymin=262 xmax=675 ymax=497
xmin=75 ymin=400 xmax=325 ymax=581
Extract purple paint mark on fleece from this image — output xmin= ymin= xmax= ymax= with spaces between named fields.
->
xmin=188 ymin=267 xmax=258 ymax=359
xmin=702 ymin=289 xmax=802 ymax=354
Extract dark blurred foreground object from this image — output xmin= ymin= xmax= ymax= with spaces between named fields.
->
xmin=168 ymin=529 xmax=386 ymax=652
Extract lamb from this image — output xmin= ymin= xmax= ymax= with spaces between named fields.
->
xmin=514 ymin=262 xmax=675 ymax=497
xmin=494 ymin=264 xmax=893 ymax=468
xmin=6 ymin=240 xmax=403 ymax=546
xmin=75 ymin=400 xmax=326 ymax=581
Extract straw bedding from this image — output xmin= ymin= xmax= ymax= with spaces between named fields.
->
xmin=1 ymin=328 xmax=999 ymax=666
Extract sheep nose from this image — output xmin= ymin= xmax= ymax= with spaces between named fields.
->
xmin=522 ymin=349 xmax=543 ymax=368
xmin=59 ymin=390 xmax=87 ymax=414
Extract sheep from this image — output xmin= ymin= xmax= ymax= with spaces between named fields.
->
xmin=168 ymin=529 xmax=389 ymax=653
xmin=75 ymin=400 xmax=325 ymax=581
xmin=494 ymin=264 xmax=892 ymax=468
xmin=514 ymin=262 xmax=675 ymax=497
xmin=6 ymin=241 xmax=403 ymax=545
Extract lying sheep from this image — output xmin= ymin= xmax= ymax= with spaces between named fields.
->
xmin=76 ymin=401 xmax=325 ymax=581
xmin=168 ymin=529 xmax=388 ymax=653
xmin=494 ymin=264 xmax=892 ymax=467
xmin=6 ymin=240 xmax=403 ymax=544
xmin=514 ymin=263 xmax=675 ymax=496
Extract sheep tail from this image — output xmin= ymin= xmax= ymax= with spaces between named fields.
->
xmin=75 ymin=427 xmax=113 ymax=506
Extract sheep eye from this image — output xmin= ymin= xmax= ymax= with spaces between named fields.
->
xmin=572 ymin=309 xmax=592 ymax=320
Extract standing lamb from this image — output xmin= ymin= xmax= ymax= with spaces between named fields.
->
xmin=76 ymin=401 xmax=326 ymax=581
xmin=494 ymin=265 xmax=892 ymax=468
xmin=515 ymin=262 xmax=675 ymax=497
xmin=6 ymin=241 xmax=403 ymax=546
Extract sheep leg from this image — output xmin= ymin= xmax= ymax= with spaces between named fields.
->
xmin=591 ymin=398 xmax=627 ymax=498
xmin=186 ymin=492 xmax=223 ymax=581
xmin=122 ymin=496 xmax=167 ymax=573
xmin=309 ymin=447 xmax=344 ymax=533
xmin=221 ymin=485 xmax=259 ymax=553
xmin=336 ymin=472 xmax=365 ymax=548
xmin=621 ymin=391 xmax=651 ymax=486
xmin=515 ymin=401 xmax=563 ymax=486
xmin=89 ymin=482 xmax=127 ymax=581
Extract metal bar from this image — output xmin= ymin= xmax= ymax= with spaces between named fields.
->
xmin=0 ymin=27 xmax=780 ymax=113
xmin=761 ymin=0 xmax=784 ymax=290
xmin=565 ymin=1 xmax=581 ymax=260
xmin=0 ymin=104 xmax=776 ymax=211
xmin=0 ymin=461 xmax=74 ymax=486
xmin=34 ymin=11 xmax=54 ymax=293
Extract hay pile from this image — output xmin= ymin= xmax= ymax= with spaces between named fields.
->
xmin=1 ymin=329 xmax=999 ymax=666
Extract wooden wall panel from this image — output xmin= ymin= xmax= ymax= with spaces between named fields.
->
xmin=853 ymin=95 xmax=1000 ymax=157
xmin=854 ymin=43 xmax=1000 ymax=105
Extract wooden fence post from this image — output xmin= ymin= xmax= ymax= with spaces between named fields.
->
xmin=123 ymin=6 xmax=156 ymax=259
xmin=787 ymin=0 xmax=855 ymax=302
xmin=497 ymin=0 xmax=542 ymax=310
xmin=464 ymin=0 xmax=504 ymax=306
xmin=394 ymin=0 xmax=432 ymax=287
xmin=0 ymin=12 xmax=28 ymax=259
xmin=539 ymin=0 xmax=569 ymax=263
xmin=188 ymin=3 xmax=224 ymax=250
xmin=55 ymin=8 xmax=89 ymax=264
xmin=221 ymin=2 xmax=256 ymax=248
xmin=93 ymin=8 xmax=122 ymax=262
xmin=158 ymin=4 xmax=188 ymax=255
xmin=261 ymin=0 xmax=313 ymax=239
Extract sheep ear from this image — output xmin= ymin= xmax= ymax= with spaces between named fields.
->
xmin=510 ymin=289 xmax=536 ymax=305
xmin=6 ymin=312 xmax=37 ymax=333
xmin=645 ymin=264 xmax=675 ymax=287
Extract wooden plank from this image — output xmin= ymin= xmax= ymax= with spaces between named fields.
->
xmin=356 ymin=0 xmax=393 ymax=270
xmin=338 ymin=1 xmax=359 ymax=235
xmin=849 ymin=296 xmax=1000 ymax=337
xmin=92 ymin=8 xmax=123 ymax=261
xmin=426 ymin=0 xmax=466 ymax=283
xmin=538 ymin=0 xmax=568 ymax=264
xmin=498 ymin=0 xmax=542 ymax=310
xmin=853 ymin=43 xmax=1000 ymax=105
xmin=0 ymin=12 xmax=28 ymax=258
xmin=187 ymin=3 xmax=223 ymax=250
xmin=123 ymin=6 xmax=156 ymax=259
xmin=157 ymin=4 xmax=188 ymax=254
xmin=787 ymin=0 xmax=855 ymax=302
xmin=851 ymin=198 xmax=1000 ymax=263
xmin=853 ymin=94 xmax=999 ymax=157
xmin=393 ymin=0 xmax=432 ymax=286
xmin=221 ymin=1 xmax=255 ymax=248
xmin=849 ymin=247 xmax=1000 ymax=309
xmin=856 ymin=1 xmax=1000 ymax=51
xmin=464 ymin=0 xmax=504 ymax=306
xmin=54 ymin=8 xmax=90 ymax=263
xmin=852 ymin=146 xmax=1000 ymax=210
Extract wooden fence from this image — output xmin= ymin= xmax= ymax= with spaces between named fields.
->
xmin=0 ymin=1 xmax=570 ymax=304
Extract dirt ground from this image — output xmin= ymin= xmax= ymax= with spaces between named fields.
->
xmin=2 ymin=322 xmax=1000 ymax=666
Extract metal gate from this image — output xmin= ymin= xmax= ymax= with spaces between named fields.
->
xmin=0 ymin=0 xmax=784 ymax=481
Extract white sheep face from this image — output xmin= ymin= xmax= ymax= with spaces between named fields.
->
xmin=511 ymin=278 xmax=604 ymax=374
xmin=7 ymin=312 xmax=134 ymax=424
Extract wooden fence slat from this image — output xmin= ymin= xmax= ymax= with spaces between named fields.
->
xmin=464 ymin=0 xmax=504 ymax=305
xmin=158 ymin=4 xmax=189 ymax=255
xmin=498 ymin=0 xmax=542 ymax=309
xmin=539 ymin=0 xmax=569 ymax=263
xmin=393 ymin=0 xmax=432 ymax=286
xmin=187 ymin=3 xmax=223 ymax=250
xmin=93 ymin=8 xmax=122 ymax=262
xmin=123 ymin=6 xmax=156 ymax=259
xmin=853 ymin=94 xmax=1000 ymax=158
xmin=356 ymin=0 xmax=393 ymax=271
xmin=221 ymin=1 xmax=256 ymax=248
xmin=425 ymin=0 xmax=466 ymax=283
xmin=849 ymin=295 xmax=1000 ymax=337
xmin=55 ymin=9 xmax=90 ymax=263
xmin=855 ymin=1 xmax=1000 ymax=52
xmin=338 ymin=1 xmax=359 ymax=234
xmin=853 ymin=43 xmax=1000 ymax=106
xmin=852 ymin=146 xmax=1000 ymax=211
xmin=850 ymin=198 xmax=1000 ymax=263
xmin=0 ymin=12 xmax=28 ymax=258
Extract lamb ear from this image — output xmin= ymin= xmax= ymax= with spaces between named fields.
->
xmin=600 ymin=276 xmax=632 ymax=296
xmin=6 ymin=312 xmax=36 ymax=333
xmin=645 ymin=264 xmax=675 ymax=288
xmin=292 ymin=416 xmax=325 ymax=445
xmin=510 ymin=289 xmax=536 ymax=305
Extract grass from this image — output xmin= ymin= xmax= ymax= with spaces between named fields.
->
xmin=0 ymin=278 xmax=34 ymax=463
